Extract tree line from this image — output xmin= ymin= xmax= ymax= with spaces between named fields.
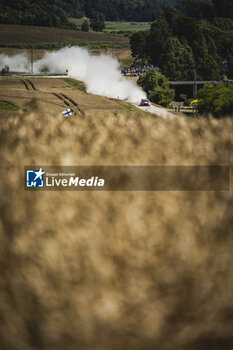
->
xmin=0 ymin=0 xmax=75 ymax=28
xmin=0 ymin=0 xmax=180 ymax=27
xmin=130 ymin=0 xmax=233 ymax=80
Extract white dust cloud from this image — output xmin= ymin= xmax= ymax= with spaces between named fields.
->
xmin=0 ymin=47 xmax=146 ymax=102
xmin=0 ymin=53 xmax=29 ymax=73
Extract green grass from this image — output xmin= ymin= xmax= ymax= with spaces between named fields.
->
xmin=105 ymin=21 xmax=151 ymax=32
xmin=120 ymin=56 xmax=134 ymax=69
xmin=69 ymin=17 xmax=88 ymax=27
xmin=63 ymin=78 xmax=87 ymax=93
xmin=0 ymin=101 xmax=19 ymax=111
xmin=69 ymin=18 xmax=151 ymax=36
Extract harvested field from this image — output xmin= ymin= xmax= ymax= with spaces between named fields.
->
xmin=0 ymin=24 xmax=129 ymax=46
xmin=0 ymin=77 xmax=129 ymax=116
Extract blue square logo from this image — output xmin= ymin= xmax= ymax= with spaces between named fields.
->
xmin=26 ymin=169 xmax=45 ymax=188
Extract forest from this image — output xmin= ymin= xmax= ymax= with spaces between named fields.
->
xmin=130 ymin=0 xmax=233 ymax=80
xmin=0 ymin=0 xmax=74 ymax=28
xmin=0 ymin=0 xmax=179 ymax=26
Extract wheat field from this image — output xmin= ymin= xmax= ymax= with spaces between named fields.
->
xmin=0 ymin=77 xmax=129 ymax=116
xmin=0 ymin=100 xmax=233 ymax=350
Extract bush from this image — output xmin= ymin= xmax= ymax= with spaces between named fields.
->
xmin=81 ymin=19 xmax=90 ymax=32
xmin=137 ymin=69 xmax=174 ymax=107
xmin=197 ymin=83 xmax=233 ymax=117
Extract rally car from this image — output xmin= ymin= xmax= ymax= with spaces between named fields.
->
xmin=140 ymin=98 xmax=151 ymax=106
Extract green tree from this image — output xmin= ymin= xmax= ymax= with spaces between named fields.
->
xmin=160 ymin=37 xmax=195 ymax=80
xmin=177 ymin=0 xmax=211 ymax=19
xmin=130 ymin=30 xmax=149 ymax=61
xmin=81 ymin=19 xmax=90 ymax=32
xmin=212 ymin=0 xmax=233 ymax=20
xmin=137 ymin=69 xmax=174 ymax=106
xmin=145 ymin=17 xmax=172 ymax=65
xmin=197 ymin=83 xmax=233 ymax=117
xmin=192 ymin=35 xmax=221 ymax=80
xmin=226 ymin=47 xmax=233 ymax=78
xmin=90 ymin=12 xmax=105 ymax=32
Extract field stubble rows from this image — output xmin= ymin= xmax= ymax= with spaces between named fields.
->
xmin=0 ymin=77 xmax=131 ymax=116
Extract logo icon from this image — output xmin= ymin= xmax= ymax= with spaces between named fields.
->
xmin=26 ymin=168 xmax=45 ymax=188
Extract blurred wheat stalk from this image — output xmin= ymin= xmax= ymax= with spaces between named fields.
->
xmin=0 ymin=109 xmax=233 ymax=350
